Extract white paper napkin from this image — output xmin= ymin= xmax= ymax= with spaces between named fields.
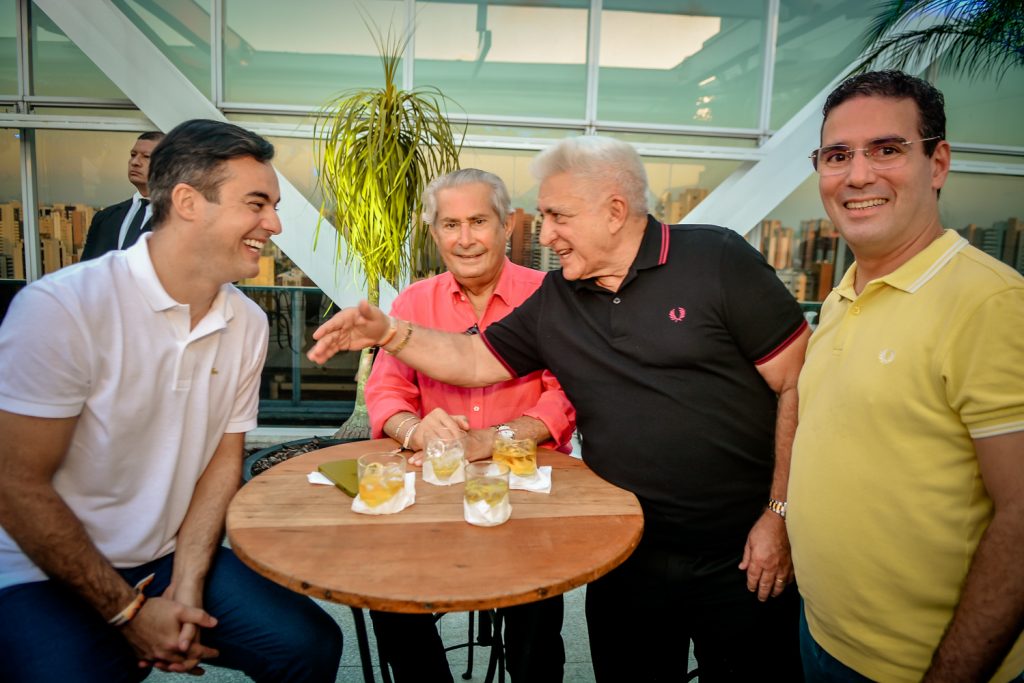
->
xmin=510 ymin=465 xmax=552 ymax=493
xmin=422 ymin=459 xmax=466 ymax=485
xmin=307 ymin=471 xmax=333 ymax=485
xmin=352 ymin=472 xmax=416 ymax=515
xmin=464 ymin=496 xmax=512 ymax=527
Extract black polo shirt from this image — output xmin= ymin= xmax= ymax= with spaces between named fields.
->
xmin=483 ymin=216 xmax=807 ymax=549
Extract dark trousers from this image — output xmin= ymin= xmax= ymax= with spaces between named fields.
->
xmin=0 ymin=547 xmax=343 ymax=683
xmin=586 ymin=537 xmax=803 ymax=683
xmin=371 ymin=594 xmax=565 ymax=682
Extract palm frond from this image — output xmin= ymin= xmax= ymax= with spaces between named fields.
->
xmin=854 ymin=0 xmax=1024 ymax=81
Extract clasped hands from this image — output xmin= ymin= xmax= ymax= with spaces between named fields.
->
xmin=122 ymin=582 xmax=218 ymax=675
xmin=406 ymin=408 xmax=496 ymax=466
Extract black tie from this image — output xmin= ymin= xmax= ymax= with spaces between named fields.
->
xmin=121 ymin=199 xmax=150 ymax=249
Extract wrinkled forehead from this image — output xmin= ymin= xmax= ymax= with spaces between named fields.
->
xmin=820 ymin=95 xmax=922 ymax=146
xmin=435 ymin=183 xmax=500 ymax=220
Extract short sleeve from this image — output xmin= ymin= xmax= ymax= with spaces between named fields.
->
xmin=0 ymin=284 xmax=92 ymax=418
xmin=225 ymin=309 xmax=268 ymax=433
xmin=718 ymin=230 xmax=806 ymax=363
xmin=481 ymin=279 xmax=548 ymax=378
xmin=943 ymin=287 xmax=1024 ymax=438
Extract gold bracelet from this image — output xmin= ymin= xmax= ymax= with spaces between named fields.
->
xmin=108 ymin=572 xmax=155 ymax=627
xmin=386 ymin=320 xmax=413 ymax=356
xmin=376 ymin=316 xmax=398 ymax=348
xmin=402 ymin=422 xmax=420 ymax=450
xmin=392 ymin=415 xmax=417 ymax=441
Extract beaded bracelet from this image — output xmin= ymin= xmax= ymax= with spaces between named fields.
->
xmin=108 ymin=572 xmax=155 ymax=627
xmin=386 ymin=320 xmax=414 ymax=356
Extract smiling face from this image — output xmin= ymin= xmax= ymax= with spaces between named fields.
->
xmin=128 ymin=138 xmax=159 ymax=196
xmin=196 ymin=156 xmax=282 ymax=284
xmin=430 ymin=182 xmax=512 ymax=291
xmin=537 ymin=172 xmax=622 ymax=283
xmin=818 ymin=95 xmax=950 ymax=263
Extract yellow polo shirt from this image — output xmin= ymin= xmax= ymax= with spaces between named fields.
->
xmin=789 ymin=230 xmax=1024 ymax=683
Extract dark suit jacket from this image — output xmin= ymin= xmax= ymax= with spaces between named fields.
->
xmin=80 ymin=198 xmax=134 ymax=261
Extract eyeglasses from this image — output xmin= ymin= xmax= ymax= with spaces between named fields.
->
xmin=809 ymin=136 xmax=942 ymax=176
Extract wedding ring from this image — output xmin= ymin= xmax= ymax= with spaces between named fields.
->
xmin=775 ymin=578 xmax=785 ymax=583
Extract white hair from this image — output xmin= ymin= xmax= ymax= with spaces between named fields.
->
xmin=420 ymin=168 xmax=511 ymax=226
xmin=529 ymin=136 xmax=648 ymax=216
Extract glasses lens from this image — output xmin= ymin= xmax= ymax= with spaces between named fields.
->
xmin=815 ymin=145 xmax=851 ymax=175
xmin=867 ymin=140 xmax=909 ymax=169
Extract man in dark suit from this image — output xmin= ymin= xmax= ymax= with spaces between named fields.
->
xmin=80 ymin=131 xmax=164 ymax=261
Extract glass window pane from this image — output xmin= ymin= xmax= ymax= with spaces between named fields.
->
xmin=643 ymin=157 xmax=742 ymax=223
xmin=771 ymin=1 xmax=873 ymax=129
xmin=0 ymin=128 xmax=22 ymax=283
xmin=34 ymin=130 xmax=141 ymax=274
xmin=940 ymin=70 xmax=1024 ymax=148
xmin=761 ymin=170 xmax=1024 ymax=302
xmin=30 ymin=2 xmax=126 ymax=99
xmin=415 ymin=1 xmax=590 ymax=120
xmin=111 ymin=0 xmax=212 ymax=97
xmin=598 ymin=2 xmax=765 ymax=129
xmin=224 ymin=0 xmax=407 ymax=106
xmin=0 ymin=0 xmax=17 ymax=95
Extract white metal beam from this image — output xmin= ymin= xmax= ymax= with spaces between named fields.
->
xmin=33 ymin=0 xmax=388 ymax=309
xmin=683 ymin=13 xmax=946 ymax=236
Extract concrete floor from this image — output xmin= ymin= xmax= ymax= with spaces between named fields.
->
xmin=149 ymin=585 xmax=601 ymax=683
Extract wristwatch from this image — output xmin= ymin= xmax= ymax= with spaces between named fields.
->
xmin=495 ymin=424 xmax=515 ymax=440
xmin=767 ymin=498 xmax=787 ymax=520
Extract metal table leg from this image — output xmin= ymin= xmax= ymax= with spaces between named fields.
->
xmin=350 ymin=607 xmax=377 ymax=683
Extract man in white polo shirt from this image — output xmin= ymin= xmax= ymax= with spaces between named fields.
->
xmin=0 ymin=119 xmax=343 ymax=682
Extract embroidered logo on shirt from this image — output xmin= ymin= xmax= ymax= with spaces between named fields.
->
xmin=878 ymin=349 xmax=896 ymax=365
xmin=668 ymin=307 xmax=687 ymax=323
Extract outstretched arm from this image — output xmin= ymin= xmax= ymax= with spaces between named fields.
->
xmin=923 ymin=431 xmax=1024 ymax=682
xmin=0 ymin=410 xmax=218 ymax=670
xmin=308 ymin=300 xmax=511 ymax=387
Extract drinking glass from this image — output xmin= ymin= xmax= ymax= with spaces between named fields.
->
xmin=425 ymin=434 xmax=465 ymax=481
xmin=357 ymin=452 xmax=406 ymax=507
xmin=492 ymin=436 xmax=538 ymax=477
xmin=464 ymin=460 xmax=510 ymax=510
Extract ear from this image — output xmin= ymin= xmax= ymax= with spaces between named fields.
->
xmin=502 ymin=213 xmax=515 ymax=241
xmin=170 ymin=182 xmax=201 ymax=221
xmin=930 ymin=139 xmax=951 ymax=192
xmin=606 ymin=193 xmax=629 ymax=235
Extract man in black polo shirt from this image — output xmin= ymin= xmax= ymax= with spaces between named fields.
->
xmin=309 ymin=136 xmax=809 ymax=681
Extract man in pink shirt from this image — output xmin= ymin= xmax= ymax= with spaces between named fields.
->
xmin=366 ymin=168 xmax=576 ymax=682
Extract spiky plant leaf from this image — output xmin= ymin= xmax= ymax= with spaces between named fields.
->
xmin=854 ymin=0 xmax=1024 ymax=81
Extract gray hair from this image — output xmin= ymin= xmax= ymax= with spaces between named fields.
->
xmin=421 ymin=168 xmax=511 ymax=226
xmin=529 ymin=136 xmax=648 ymax=216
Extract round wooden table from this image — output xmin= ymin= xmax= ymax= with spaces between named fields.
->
xmin=226 ymin=438 xmax=644 ymax=614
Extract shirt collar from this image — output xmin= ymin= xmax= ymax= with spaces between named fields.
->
xmin=125 ymin=233 xmax=234 ymax=328
xmin=572 ymin=214 xmax=667 ymax=293
xmin=444 ymin=257 xmax=515 ymax=306
xmin=834 ymin=229 xmax=966 ymax=301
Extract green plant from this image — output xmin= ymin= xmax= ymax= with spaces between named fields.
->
xmin=314 ymin=26 xmax=463 ymax=438
xmin=855 ymin=0 xmax=1024 ymax=80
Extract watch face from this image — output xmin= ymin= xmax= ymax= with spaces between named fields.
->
xmin=497 ymin=425 xmax=515 ymax=439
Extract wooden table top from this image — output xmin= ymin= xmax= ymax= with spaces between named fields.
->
xmin=227 ymin=439 xmax=644 ymax=613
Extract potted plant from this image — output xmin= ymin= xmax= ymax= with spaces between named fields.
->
xmin=313 ymin=25 xmax=463 ymax=439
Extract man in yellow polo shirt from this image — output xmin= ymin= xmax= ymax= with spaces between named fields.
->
xmin=788 ymin=70 xmax=1024 ymax=683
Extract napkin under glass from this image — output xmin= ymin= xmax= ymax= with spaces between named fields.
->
xmin=510 ymin=465 xmax=552 ymax=493
xmin=351 ymin=472 xmax=416 ymax=515
xmin=464 ymin=495 xmax=512 ymax=527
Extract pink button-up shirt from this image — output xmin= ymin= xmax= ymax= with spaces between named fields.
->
xmin=366 ymin=259 xmax=576 ymax=452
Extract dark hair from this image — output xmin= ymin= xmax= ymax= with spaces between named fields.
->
xmin=823 ymin=70 xmax=946 ymax=156
xmin=136 ymin=131 xmax=164 ymax=143
xmin=148 ymin=119 xmax=274 ymax=226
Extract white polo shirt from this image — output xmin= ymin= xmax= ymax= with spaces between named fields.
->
xmin=0 ymin=234 xmax=268 ymax=589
